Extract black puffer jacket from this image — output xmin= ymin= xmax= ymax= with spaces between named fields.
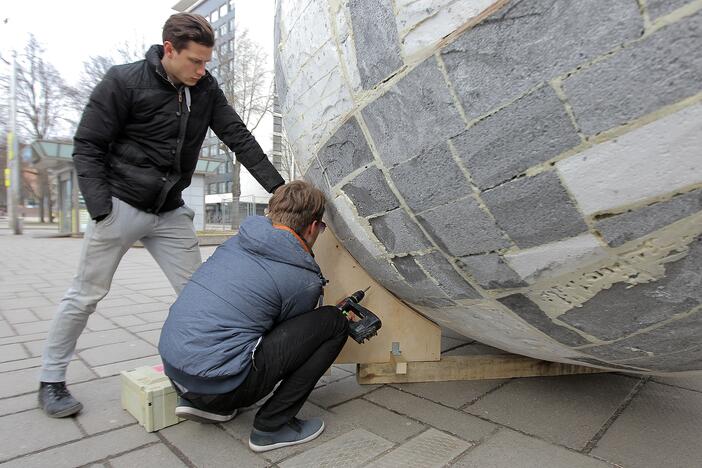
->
xmin=73 ymin=45 xmax=284 ymax=219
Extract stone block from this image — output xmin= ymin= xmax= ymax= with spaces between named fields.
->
xmin=76 ymin=328 xmax=133 ymax=350
xmin=72 ymin=376 xmax=138 ymax=435
xmin=389 ymin=142 xmax=472 ymax=213
xmin=0 ymin=343 xmax=28 ymax=363
xmin=1 ymin=308 xmax=38 ymax=324
xmin=373 ymin=428 xmax=471 ymax=467
xmin=414 ymin=252 xmax=482 ymax=299
xmin=362 ymin=58 xmax=466 ymax=167
xmin=466 ymin=374 xmax=640 ymax=450
xmin=364 ymin=386 xmax=496 ymax=442
xmin=78 ymin=340 xmax=158 ymax=367
xmin=592 ymin=382 xmax=702 ymax=468
xmin=110 ymin=444 xmax=186 ymax=467
xmin=332 ymin=399 xmax=426 ymax=443
xmin=583 ymin=308 xmax=702 ymax=363
xmin=160 ymin=420 xmax=267 ymax=467
xmin=309 ymin=375 xmax=380 ymax=409
xmin=453 ymin=428 xmax=612 ymax=467
xmin=392 ymin=378 xmax=506 ymax=409
xmin=348 ymin=0 xmax=404 ymax=89
xmin=0 ymin=361 xmax=94 ymax=399
xmin=343 ymin=167 xmax=400 ymax=216
xmin=303 ymin=158 xmax=332 ymax=199
xmin=391 ymin=255 xmax=452 ymax=301
xmin=559 ymin=235 xmax=702 ymax=341
xmin=482 ymin=171 xmax=588 ymax=248
xmin=457 ymin=253 xmax=526 ymax=289
xmin=417 ymin=197 xmax=510 ymax=256
xmin=647 ymin=0 xmax=694 ymax=20
xmin=395 ymin=0 xmax=496 ymax=58
xmin=370 ymin=208 xmax=432 ymax=254
xmin=498 ymin=295 xmax=589 ymax=346
xmin=317 ymin=117 xmax=374 ymax=187
xmin=441 ymin=0 xmax=643 ymax=120
xmin=2 ymin=424 xmax=156 ymax=467
xmin=619 ymin=345 xmax=702 ymax=372
xmin=595 ymin=189 xmax=702 ymax=247
xmin=280 ymin=428 xmax=393 ymax=468
xmin=0 ymin=409 xmax=83 ymax=462
xmin=565 ymin=9 xmax=702 ymax=135
xmin=557 ymin=103 xmax=702 ymax=215
xmin=452 ymin=85 xmax=580 ymax=190
xmin=504 ymin=234 xmax=608 ymax=283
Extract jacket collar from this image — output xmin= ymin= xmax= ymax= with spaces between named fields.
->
xmin=144 ymin=44 xmax=213 ymax=90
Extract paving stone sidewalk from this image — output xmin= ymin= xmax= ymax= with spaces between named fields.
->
xmin=1 ymin=223 xmax=701 ymax=467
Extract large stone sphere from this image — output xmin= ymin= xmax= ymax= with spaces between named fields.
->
xmin=274 ymin=0 xmax=702 ymax=373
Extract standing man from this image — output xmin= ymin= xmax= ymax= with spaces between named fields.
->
xmin=159 ymin=181 xmax=350 ymax=452
xmin=39 ymin=12 xmax=284 ymax=418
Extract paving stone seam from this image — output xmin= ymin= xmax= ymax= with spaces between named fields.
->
xmin=0 ymin=421 xmax=139 ymax=465
xmin=581 ymin=377 xmax=649 ymax=454
xmin=155 ymin=431 xmax=199 ymax=468
xmin=323 ymin=375 xmax=379 ymax=410
xmin=370 ymin=383 xmax=621 ymax=462
xmin=81 ymin=440 xmax=162 ymax=468
xmin=648 ymin=379 xmax=702 ymax=395
xmin=458 ymin=379 xmax=514 ymax=410
xmin=358 ymin=425 xmax=431 ymax=466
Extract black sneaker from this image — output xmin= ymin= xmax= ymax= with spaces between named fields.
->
xmin=249 ymin=417 xmax=325 ymax=452
xmin=38 ymin=382 xmax=83 ymax=418
xmin=175 ymin=397 xmax=237 ymax=423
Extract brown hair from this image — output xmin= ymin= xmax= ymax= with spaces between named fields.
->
xmin=162 ymin=13 xmax=215 ymax=51
xmin=267 ymin=181 xmax=326 ymax=235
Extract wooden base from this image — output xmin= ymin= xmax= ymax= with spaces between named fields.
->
xmin=357 ymin=354 xmax=604 ymax=385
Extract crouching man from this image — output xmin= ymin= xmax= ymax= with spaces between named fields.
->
xmin=158 ymin=180 xmax=349 ymax=452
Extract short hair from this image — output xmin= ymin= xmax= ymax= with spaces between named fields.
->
xmin=267 ymin=181 xmax=326 ymax=235
xmin=162 ymin=13 xmax=215 ymax=51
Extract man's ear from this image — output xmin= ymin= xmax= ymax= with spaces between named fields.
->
xmin=163 ymin=41 xmax=175 ymax=57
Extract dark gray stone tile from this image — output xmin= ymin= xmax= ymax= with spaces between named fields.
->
xmin=481 ymin=171 xmax=588 ymax=248
xmin=452 ymin=85 xmax=580 ymax=190
xmin=342 ymin=167 xmax=400 ymax=216
xmin=414 ymin=252 xmax=482 ymax=299
xmin=303 ymin=158 xmax=332 ymax=199
xmin=362 ymin=58 xmax=466 ymax=167
xmin=559 ymin=235 xmax=702 ymax=341
xmin=595 ymin=189 xmax=702 ymax=247
xmin=592 ymin=382 xmax=702 ymax=468
xmin=416 ymin=197 xmax=510 ymax=256
xmin=389 ymin=142 xmax=471 ymax=212
xmin=466 ymin=374 xmax=640 ymax=450
xmin=369 ymin=208 xmax=432 ymax=254
xmin=341 ymin=238 xmax=401 ymax=283
xmin=565 ymin=9 xmax=702 ymax=135
xmin=441 ymin=0 xmax=643 ymax=120
xmin=647 ymin=0 xmax=696 ymax=21
xmin=391 ymin=255 xmax=452 ymax=300
xmin=620 ymin=346 xmax=702 ymax=372
xmin=348 ymin=0 xmax=403 ymax=89
xmin=317 ymin=117 xmax=374 ymax=187
xmin=324 ymin=200 xmax=355 ymax=242
xmin=457 ymin=253 xmax=527 ymax=289
xmin=498 ymin=294 xmax=589 ymax=346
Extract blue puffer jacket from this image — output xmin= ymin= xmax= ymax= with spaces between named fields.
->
xmin=159 ymin=215 xmax=326 ymax=394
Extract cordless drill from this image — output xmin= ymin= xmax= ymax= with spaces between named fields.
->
xmin=337 ymin=287 xmax=382 ymax=343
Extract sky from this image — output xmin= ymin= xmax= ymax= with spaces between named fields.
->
xmin=0 ymin=0 xmax=275 ymax=148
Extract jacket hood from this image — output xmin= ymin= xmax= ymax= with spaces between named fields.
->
xmin=238 ymin=216 xmax=321 ymax=275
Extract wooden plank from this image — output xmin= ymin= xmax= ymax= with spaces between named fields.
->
xmin=314 ymin=228 xmax=442 ymax=364
xmin=357 ymin=355 xmax=605 ymax=384
xmin=390 ymin=353 xmax=408 ymax=375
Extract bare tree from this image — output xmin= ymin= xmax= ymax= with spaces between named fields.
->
xmin=66 ymin=36 xmax=147 ymax=121
xmin=279 ymin=130 xmax=299 ymax=182
xmin=11 ymin=35 xmax=73 ymax=222
xmin=215 ymin=27 xmax=274 ymax=228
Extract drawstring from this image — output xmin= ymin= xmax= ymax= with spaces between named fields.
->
xmin=184 ymin=87 xmax=191 ymax=112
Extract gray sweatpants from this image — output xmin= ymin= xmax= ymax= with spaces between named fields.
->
xmin=40 ymin=197 xmax=202 ymax=382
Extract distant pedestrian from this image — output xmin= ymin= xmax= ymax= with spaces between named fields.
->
xmin=39 ymin=12 xmax=284 ymax=418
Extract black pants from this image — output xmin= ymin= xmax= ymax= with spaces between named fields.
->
xmin=181 ymin=306 xmax=349 ymax=431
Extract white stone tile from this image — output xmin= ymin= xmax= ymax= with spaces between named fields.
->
xmin=504 ymin=234 xmax=608 ymax=282
xmin=557 ymin=103 xmax=702 ymax=215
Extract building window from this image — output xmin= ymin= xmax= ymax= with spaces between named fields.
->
xmin=218 ymin=182 xmax=226 ymax=193
xmin=219 ymin=4 xmax=228 ymax=17
xmin=228 ymin=1 xmax=235 ymax=12
xmin=226 ymin=181 xmax=233 ymax=193
xmin=229 ymin=19 xmax=235 ymax=33
xmin=208 ymin=183 xmax=217 ymax=194
xmin=211 ymin=10 xmax=219 ymax=23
